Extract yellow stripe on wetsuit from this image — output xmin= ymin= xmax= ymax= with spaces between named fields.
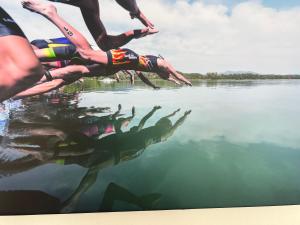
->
xmin=42 ymin=48 xmax=57 ymax=59
xmin=41 ymin=44 xmax=77 ymax=61
xmin=42 ymin=44 xmax=71 ymax=59
xmin=48 ymin=43 xmax=69 ymax=48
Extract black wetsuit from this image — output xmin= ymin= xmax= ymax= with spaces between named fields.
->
xmin=48 ymin=0 xmax=80 ymax=4
xmin=31 ymin=37 xmax=73 ymax=49
xmin=31 ymin=37 xmax=77 ymax=62
xmin=0 ymin=7 xmax=25 ymax=37
xmin=106 ymin=48 xmax=160 ymax=72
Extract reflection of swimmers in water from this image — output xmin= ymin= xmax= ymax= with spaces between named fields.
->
xmin=78 ymin=104 xmax=135 ymax=138
xmin=0 ymin=106 xmax=191 ymax=212
xmin=61 ymin=180 xmax=161 ymax=213
xmin=0 ymin=104 xmax=134 ymax=171
xmin=96 ymin=107 xmax=191 ymax=163
xmin=58 ymin=107 xmax=191 ymax=212
xmin=0 ymin=184 xmax=159 ymax=215
xmin=4 ymin=106 xmax=191 ymax=167
xmin=99 ymin=183 xmax=161 ymax=212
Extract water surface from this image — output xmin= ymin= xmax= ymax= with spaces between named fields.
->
xmin=0 ymin=80 xmax=300 ymax=214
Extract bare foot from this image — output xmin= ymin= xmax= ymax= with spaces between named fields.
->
xmin=21 ymin=0 xmax=57 ymax=18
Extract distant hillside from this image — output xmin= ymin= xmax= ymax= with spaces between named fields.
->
xmin=223 ymin=71 xmax=259 ymax=75
xmin=108 ymin=71 xmax=300 ymax=80
xmin=183 ymin=72 xmax=300 ymax=80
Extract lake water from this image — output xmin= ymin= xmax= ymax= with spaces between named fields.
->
xmin=0 ymin=79 xmax=300 ymax=215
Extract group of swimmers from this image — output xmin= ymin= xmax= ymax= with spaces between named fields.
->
xmin=0 ymin=0 xmax=192 ymax=102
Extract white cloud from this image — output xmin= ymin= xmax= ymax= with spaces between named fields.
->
xmin=1 ymin=0 xmax=300 ymax=74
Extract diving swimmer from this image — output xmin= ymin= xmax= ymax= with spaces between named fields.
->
xmin=14 ymin=1 xmax=191 ymax=99
xmin=31 ymin=37 xmax=161 ymax=89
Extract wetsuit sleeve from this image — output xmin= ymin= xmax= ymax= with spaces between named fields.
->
xmin=0 ymin=7 xmax=25 ymax=38
xmin=31 ymin=39 xmax=49 ymax=49
xmin=40 ymin=45 xmax=77 ymax=61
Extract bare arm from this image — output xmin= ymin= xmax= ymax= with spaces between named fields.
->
xmin=135 ymin=106 xmax=161 ymax=132
xmin=155 ymin=59 xmax=192 ymax=86
xmin=122 ymin=70 xmax=135 ymax=84
xmin=13 ymin=79 xmax=66 ymax=100
xmin=171 ymin=110 xmax=192 ymax=132
xmin=136 ymin=72 xmax=160 ymax=89
xmin=38 ymin=64 xmax=96 ymax=84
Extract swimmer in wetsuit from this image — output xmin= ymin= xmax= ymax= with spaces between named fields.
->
xmin=14 ymin=2 xmax=191 ymax=99
xmin=31 ymin=37 xmax=161 ymax=89
xmin=0 ymin=7 xmax=44 ymax=102
xmin=30 ymin=37 xmax=78 ymax=69
xmin=23 ymin=0 xmax=157 ymax=51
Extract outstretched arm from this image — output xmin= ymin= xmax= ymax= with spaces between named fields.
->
xmin=171 ymin=110 xmax=192 ymax=132
xmin=114 ymin=0 xmax=154 ymax=28
xmin=115 ymin=106 xmax=135 ymax=133
xmin=157 ymin=110 xmax=191 ymax=142
xmin=39 ymin=64 xmax=104 ymax=83
xmin=122 ymin=70 xmax=135 ymax=84
xmin=163 ymin=108 xmax=181 ymax=119
xmin=156 ymin=58 xmax=192 ymax=86
xmin=136 ymin=72 xmax=160 ymax=89
xmin=13 ymin=79 xmax=67 ymax=100
xmin=12 ymin=64 xmax=91 ymax=99
xmin=135 ymin=106 xmax=161 ymax=132
xmin=112 ymin=104 xmax=122 ymax=119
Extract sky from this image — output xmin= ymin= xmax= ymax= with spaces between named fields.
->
xmin=1 ymin=0 xmax=300 ymax=74
xmin=196 ymin=0 xmax=300 ymax=9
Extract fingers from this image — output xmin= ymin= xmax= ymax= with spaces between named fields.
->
xmin=168 ymin=77 xmax=181 ymax=85
xmin=134 ymin=27 xmax=159 ymax=39
xmin=172 ymin=73 xmax=192 ymax=86
xmin=130 ymin=11 xmax=155 ymax=29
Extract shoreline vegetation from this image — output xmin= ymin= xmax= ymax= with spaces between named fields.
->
xmin=113 ymin=72 xmax=300 ymax=81
xmin=61 ymin=72 xmax=300 ymax=93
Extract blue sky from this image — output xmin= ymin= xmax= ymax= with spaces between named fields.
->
xmin=189 ymin=0 xmax=300 ymax=9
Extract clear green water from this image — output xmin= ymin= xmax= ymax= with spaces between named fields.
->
xmin=0 ymin=80 xmax=300 ymax=214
